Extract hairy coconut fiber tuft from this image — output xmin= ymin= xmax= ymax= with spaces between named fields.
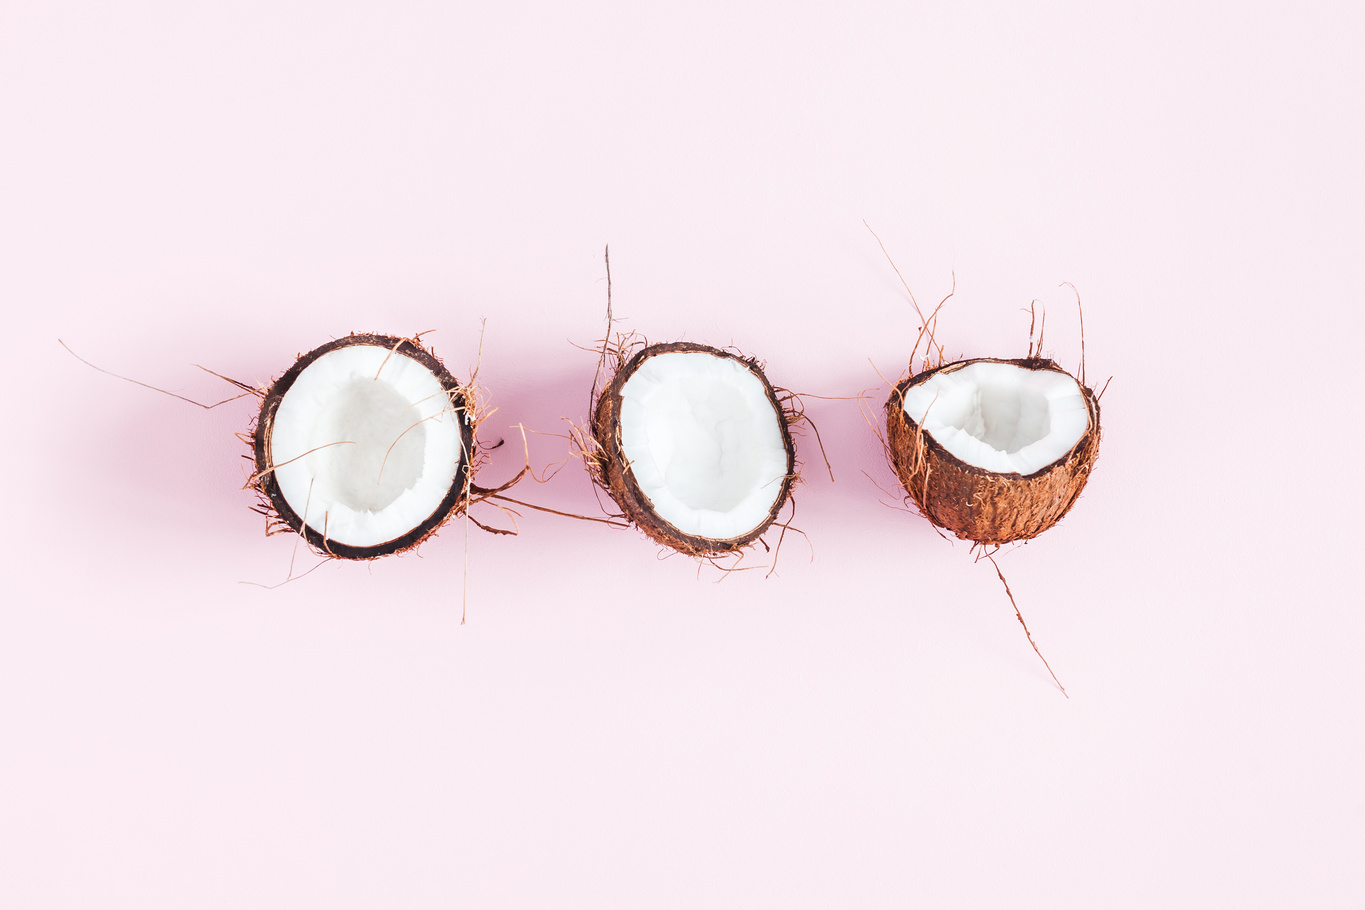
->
xmin=252 ymin=333 xmax=475 ymax=560
xmin=591 ymin=341 xmax=797 ymax=557
xmin=886 ymin=357 xmax=1099 ymax=545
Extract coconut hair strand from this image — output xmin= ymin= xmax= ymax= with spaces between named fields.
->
xmin=983 ymin=550 xmax=1067 ymax=698
xmin=60 ymin=339 xmax=262 ymax=409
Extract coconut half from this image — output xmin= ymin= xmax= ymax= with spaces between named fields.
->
xmin=886 ymin=357 xmax=1099 ymax=545
xmin=253 ymin=334 xmax=475 ymax=559
xmin=592 ymin=341 xmax=797 ymax=555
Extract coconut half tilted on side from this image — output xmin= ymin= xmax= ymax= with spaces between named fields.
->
xmin=886 ymin=357 xmax=1100 ymax=545
xmin=253 ymin=334 xmax=475 ymax=559
xmin=592 ymin=342 xmax=796 ymax=555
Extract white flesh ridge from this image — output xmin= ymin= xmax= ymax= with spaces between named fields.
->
xmin=618 ymin=352 xmax=789 ymax=540
xmin=901 ymin=361 xmax=1089 ymax=475
xmin=270 ymin=345 xmax=465 ymax=547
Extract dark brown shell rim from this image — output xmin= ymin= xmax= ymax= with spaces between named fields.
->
xmin=253 ymin=333 xmax=475 ymax=560
xmin=887 ymin=357 xmax=1099 ymax=481
xmin=592 ymin=341 xmax=797 ymax=554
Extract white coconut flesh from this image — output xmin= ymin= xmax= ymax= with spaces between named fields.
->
xmin=270 ymin=345 xmax=465 ymax=548
xmin=901 ymin=361 xmax=1090 ymax=476
xmin=617 ymin=351 xmax=789 ymax=540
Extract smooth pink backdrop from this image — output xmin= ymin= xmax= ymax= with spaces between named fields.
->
xmin=2 ymin=1 xmax=1361 ymax=906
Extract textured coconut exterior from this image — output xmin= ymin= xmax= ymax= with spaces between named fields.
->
xmin=591 ymin=341 xmax=796 ymax=557
xmin=252 ymin=333 xmax=475 ymax=560
xmin=886 ymin=357 xmax=1100 ymax=546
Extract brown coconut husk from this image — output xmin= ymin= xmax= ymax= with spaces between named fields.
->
xmin=885 ymin=356 xmax=1100 ymax=546
xmin=590 ymin=340 xmax=798 ymax=558
xmin=250 ymin=332 xmax=476 ymax=560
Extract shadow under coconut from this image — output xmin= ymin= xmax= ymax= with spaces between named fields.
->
xmin=56 ymin=335 xmax=284 ymax=554
xmin=467 ymin=356 xmax=629 ymax=536
xmin=776 ymin=366 xmax=955 ymax=551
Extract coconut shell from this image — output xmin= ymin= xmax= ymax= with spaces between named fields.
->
xmin=885 ymin=357 xmax=1100 ymax=545
xmin=252 ymin=333 xmax=475 ymax=560
xmin=591 ymin=341 xmax=797 ymax=557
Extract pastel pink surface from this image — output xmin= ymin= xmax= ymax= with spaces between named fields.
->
xmin=2 ymin=1 xmax=1362 ymax=907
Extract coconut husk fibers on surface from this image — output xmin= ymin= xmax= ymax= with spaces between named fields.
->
xmin=251 ymin=332 xmax=476 ymax=560
xmin=886 ymin=357 xmax=1100 ymax=546
xmin=591 ymin=341 xmax=797 ymax=558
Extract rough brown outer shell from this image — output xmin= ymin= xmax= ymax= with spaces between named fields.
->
xmin=253 ymin=333 xmax=475 ymax=560
xmin=591 ymin=341 xmax=797 ymax=556
xmin=885 ymin=357 xmax=1100 ymax=545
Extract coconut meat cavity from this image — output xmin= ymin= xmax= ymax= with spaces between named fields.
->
xmin=269 ymin=344 xmax=465 ymax=548
xmin=901 ymin=361 xmax=1089 ymax=475
xmin=617 ymin=351 xmax=789 ymax=540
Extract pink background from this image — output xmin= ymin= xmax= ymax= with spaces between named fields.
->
xmin=3 ymin=1 xmax=1361 ymax=906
